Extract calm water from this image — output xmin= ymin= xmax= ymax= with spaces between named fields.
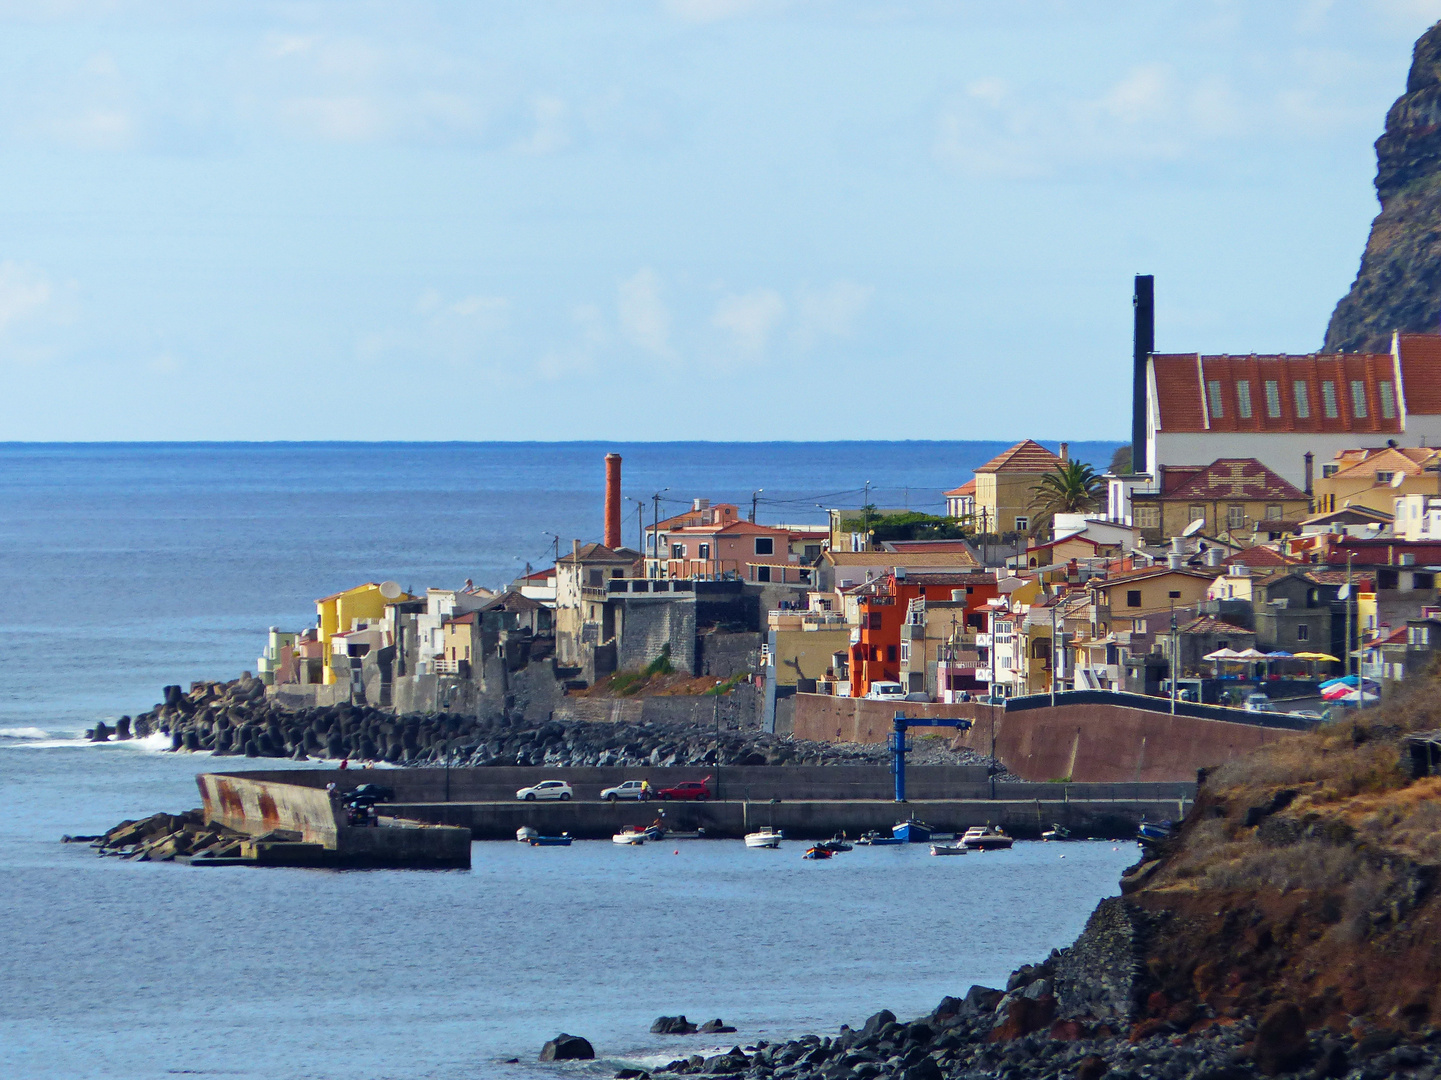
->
xmin=0 ymin=441 xmax=1126 ymax=1080
xmin=0 ymin=738 xmax=1136 ymax=1080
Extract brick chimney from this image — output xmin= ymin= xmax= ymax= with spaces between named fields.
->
xmin=604 ymin=453 xmax=622 ymax=549
xmin=1059 ymin=442 xmax=1069 ymax=463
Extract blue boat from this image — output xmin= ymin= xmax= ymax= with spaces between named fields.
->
xmin=892 ymin=819 xmax=934 ymax=843
xmin=528 ymin=834 xmax=573 ymax=847
xmin=854 ymin=830 xmax=905 ymax=846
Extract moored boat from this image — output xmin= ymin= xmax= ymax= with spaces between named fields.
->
xmin=815 ymin=836 xmax=852 ymax=853
xmin=929 ymin=843 xmax=968 ymax=856
xmin=892 ymin=819 xmax=933 ymax=843
xmin=612 ymin=827 xmax=647 ymax=845
xmin=744 ymin=827 xmax=782 ymax=849
xmin=528 ymin=833 xmax=573 ymax=847
xmin=960 ymin=825 xmax=1013 ymax=850
xmin=1137 ymin=819 xmax=1173 ymax=844
xmin=1041 ymin=823 xmax=1071 ymax=842
xmin=802 ymin=845 xmax=833 ymax=859
xmin=854 ymin=830 xmax=905 ymax=846
xmin=516 ymin=826 xmax=539 ymax=843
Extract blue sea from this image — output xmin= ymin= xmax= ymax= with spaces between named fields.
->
xmin=0 ymin=441 xmax=1125 ymax=1080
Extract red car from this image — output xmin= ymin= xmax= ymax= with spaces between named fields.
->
xmin=657 ymin=777 xmax=712 ymax=801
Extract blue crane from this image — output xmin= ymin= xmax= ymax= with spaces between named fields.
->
xmin=890 ymin=711 xmax=974 ymax=802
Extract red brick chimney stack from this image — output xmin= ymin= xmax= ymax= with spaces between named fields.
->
xmin=604 ymin=453 xmax=622 ymax=549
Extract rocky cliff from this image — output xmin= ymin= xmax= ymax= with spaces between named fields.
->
xmin=1326 ymin=21 xmax=1441 ymax=353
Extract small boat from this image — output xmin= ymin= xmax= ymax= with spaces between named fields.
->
xmin=643 ymin=824 xmax=666 ymax=841
xmin=744 ymin=827 xmax=783 ymax=849
xmin=1137 ymin=820 xmax=1173 ymax=844
xmin=892 ymin=819 xmax=934 ymax=843
xmin=854 ymin=830 xmax=905 ymax=846
xmin=802 ymin=846 xmax=833 ymax=859
xmin=612 ymin=827 xmax=647 ymax=845
xmin=815 ymin=836 xmax=852 ymax=853
xmin=528 ymin=833 xmax=573 ymax=847
xmin=516 ymin=826 xmax=539 ymax=843
xmin=930 ymin=843 xmax=968 ymax=856
xmin=960 ymin=825 xmax=1014 ymax=851
xmin=1042 ymin=824 xmax=1071 ymax=842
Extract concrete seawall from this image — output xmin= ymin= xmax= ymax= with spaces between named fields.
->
xmin=792 ymin=694 xmax=1297 ymax=783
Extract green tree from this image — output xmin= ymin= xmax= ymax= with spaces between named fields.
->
xmin=1028 ymin=460 xmax=1104 ymax=536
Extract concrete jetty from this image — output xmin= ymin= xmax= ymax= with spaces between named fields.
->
xmin=202 ymin=765 xmax=1193 ymax=841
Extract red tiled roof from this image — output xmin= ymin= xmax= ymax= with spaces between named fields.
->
xmin=943 ymin=479 xmax=977 ymax=496
xmin=1179 ymin=615 xmax=1254 ymax=636
xmin=670 ymin=520 xmax=785 ymax=535
xmin=886 ymin=540 xmax=978 ymax=553
xmin=1330 ymin=445 xmax=1439 ymax=481
xmin=1159 ymin=459 xmax=1309 ymax=502
xmin=1151 ymin=353 xmax=1401 ymax=434
xmin=1398 ymin=334 xmax=1441 ymax=416
xmin=974 ymin=440 xmax=1064 ymax=474
xmin=558 ymin=543 xmax=640 ymax=564
xmin=1225 ymin=545 xmax=1300 ymax=568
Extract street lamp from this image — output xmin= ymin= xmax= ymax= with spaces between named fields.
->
xmin=751 ymin=489 xmax=764 ymax=524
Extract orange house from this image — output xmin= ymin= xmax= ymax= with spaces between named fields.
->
xmin=663 ymin=520 xmax=793 ymax=579
xmin=849 ymin=571 xmax=999 ymax=697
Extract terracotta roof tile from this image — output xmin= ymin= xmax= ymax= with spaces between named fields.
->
xmin=943 ymin=479 xmax=977 ymax=496
xmin=974 ymin=439 xmax=1064 ymax=474
xmin=1179 ymin=615 xmax=1254 ymax=636
xmin=1398 ymin=334 xmax=1441 ymax=415
xmin=1160 ymin=459 xmax=1309 ymax=503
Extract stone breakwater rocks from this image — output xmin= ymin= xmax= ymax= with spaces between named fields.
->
xmin=122 ymin=676 xmax=1014 ymax=776
xmin=85 ymin=810 xmax=246 ymax=862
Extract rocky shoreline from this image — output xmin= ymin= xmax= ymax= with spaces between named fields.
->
xmin=97 ymin=676 xmax=1013 ymax=775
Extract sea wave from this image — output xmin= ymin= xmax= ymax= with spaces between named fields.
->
xmin=0 ymin=726 xmax=51 ymax=739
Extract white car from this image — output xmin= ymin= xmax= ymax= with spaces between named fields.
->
xmin=515 ymin=780 xmax=573 ymax=802
xmin=865 ymin=681 xmax=906 ymax=701
xmin=599 ymin=779 xmax=653 ymax=802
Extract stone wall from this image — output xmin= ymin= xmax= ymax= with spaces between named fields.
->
xmin=792 ymin=694 xmax=1296 ymax=783
xmin=696 ymin=630 xmax=761 ymax=677
xmin=617 ymin=600 xmax=697 ymax=674
xmin=553 ymin=686 xmax=759 ymax=728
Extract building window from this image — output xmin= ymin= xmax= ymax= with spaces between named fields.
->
xmin=1322 ymin=463 xmax=1339 ymax=478
xmin=1296 ymin=624 xmax=1310 ymax=642
xmin=1411 ymin=626 xmax=1430 ymax=646
xmin=1351 ymin=380 xmax=1368 ymax=418
xmin=698 ymin=542 xmax=710 ymax=560
xmin=1227 ymin=504 xmax=1245 ymax=530
xmin=1014 ymin=516 xmax=1029 ymax=532
xmin=1133 ymin=619 xmax=1146 ymax=633
xmin=1135 ymin=505 xmax=1160 ymax=529
xmin=588 ymin=570 xmax=602 ymax=587
xmin=1266 ymin=503 xmax=1282 ymax=520
xmin=754 ymin=537 xmax=774 ymax=556
xmin=1376 ymin=471 xmax=1395 ymax=484
xmin=900 ymin=641 xmax=910 ymax=663
xmin=756 ymin=565 xmax=771 ymax=582
xmin=1188 ymin=505 xmax=1205 ymax=527
xmin=1236 ymin=380 xmax=1253 ymax=419
xmin=1207 ymin=379 xmax=1224 ymax=418
xmin=612 ymin=568 xmax=624 ymax=577
xmin=1126 ymin=590 xmax=1142 ymax=608
xmin=1380 ymin=380 xmax=1397 ymax=420
xmin=672 ymin=543 xmax=684 ymax=558
xmin=1264 ymin=380 xmax=1281 ymax=418
xmin=886 ymin=645 xmax=897 ymax=663
xmin=1322 ymin=381 xmax=1338 ymax=418
xmin=804 ymin=544 xmax=821 ymax=559
xmin=1294 ymin=381 xmax=1310 ymax=418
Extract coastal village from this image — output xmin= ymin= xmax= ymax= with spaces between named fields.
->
xmin=248 ymin=282 xmax=1441 ymax=747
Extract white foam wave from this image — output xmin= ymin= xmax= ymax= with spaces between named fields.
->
xmin=0 ymin=726 xmax=51 ymax=739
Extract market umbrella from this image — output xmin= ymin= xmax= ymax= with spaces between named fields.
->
xmin=1293 ymin=652 xmax=1339 ymax=662
xmin=1330 ymin=688 xmax=1379 ymax=704
xmin=1266 ymin=651 xmax=1293 ymax=658
xmin=1203 ymin=648 xmax=1241 ymax=660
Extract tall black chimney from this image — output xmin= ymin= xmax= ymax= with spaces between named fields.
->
xmin=1132 ymin=274 xmax=1154 ymax=475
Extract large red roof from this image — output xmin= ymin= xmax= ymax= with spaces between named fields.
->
xmin=974 ymin=440 xmax=1064 ymax=474
xmin=1158 ymin=459 xmax=1308 ymax=503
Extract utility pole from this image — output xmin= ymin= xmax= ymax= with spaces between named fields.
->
xmin=862 ymin=480 xmax=872 ymax=549
xmin=1345 ymin=551 xmax=1355 ymax=679
xmin=543 ymin=531 xmax=560 ymax=566
xmin=989 ymin=604 xmax=998 ymax=799
xmin=1169 ymin=596 xmax=1178 ymax=714
xmin=751 ymin=489 xmax=763 ymax=524
xmin=1050 ymin=599 xmax=1058 ymax=707
xmin=650 ymin=489 xmax=668 ymax=578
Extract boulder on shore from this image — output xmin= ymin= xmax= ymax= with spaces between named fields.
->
xmin=651 ymin=1015 xmax=697 ymax=1034
xmin=698 ymin=1018 xmax=736 ymax=1034
xmin=538 ymin=1033 xmax=593 ymax=1061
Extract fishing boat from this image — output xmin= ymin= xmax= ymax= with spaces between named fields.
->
xmin=744 ymin=827 xmax=783 ymax=849
xmin=528 ymin=833 xmax=573 ymax=847
xmin=802 ymin=845 xmax=833 ymax=860
xmin=929 ymin=843 xmax=968 ymax=856
xmin=815 ymin=836 xmax=852 ymax=853
xmin=1137 ymin=820 xmax=1173 ymax=844
xmin=516 ymin=826 xmax=539 ymax=843
xmin=612 ymin=827 xmax=647 ymax=845
xmin=892 ymin=819 xmax=934 ymax=843
xmin=854 ymin=830 xmax=905 ymax=846
xmin=960 ymin=825 xmax=1013 ymax=851
xmin=1041 ymin=823 xmax=1071 ymax=842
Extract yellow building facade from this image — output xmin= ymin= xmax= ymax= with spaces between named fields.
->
xmin=315 ymin=582 xmax=414 ymax=684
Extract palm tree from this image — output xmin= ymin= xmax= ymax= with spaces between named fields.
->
xmin=1028 ymin=460 xmax=1104 ymax=536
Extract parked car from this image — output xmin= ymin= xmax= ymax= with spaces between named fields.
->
xmin=865 ymin=681 xmax=906 ymax=701
xmin=515 ymin=780 xmax=573 ymax=802
xmin=1244 ymin=693 xmax=1274 ymax=713
xmin=600 ymin=779 xmax=653 ymax=802
xmin=657 ymin=777 xmax=712 ymax=801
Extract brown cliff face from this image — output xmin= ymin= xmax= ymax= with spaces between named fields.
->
xmin=1119 ymin=672 xmax=1441 ymax=1035
xmin=1325 ymin=21 xmax=1441 ymax=353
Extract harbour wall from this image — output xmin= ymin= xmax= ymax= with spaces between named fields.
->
xmin=792 ymin=694 xmax=1299 ymax=783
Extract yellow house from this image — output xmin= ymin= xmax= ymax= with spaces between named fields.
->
xmin=316 ymin=582 xmax=415 ymax=684
xmin=972 ymin=440 xmax=1066 ymax=536
xmin=1313 ymin=446 xmax=1441 ymax=516
xmin=1130 ymin=459 xmax=1311 ymax=544
xmin=1088 ymin=567 xmax=1214 ymax=633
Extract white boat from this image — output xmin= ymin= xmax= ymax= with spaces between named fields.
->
xmin=929 ymin=843 xmax=968 ymax=856
xmin=744 ymin=827 xmax=783 ymax=849
xmin=612 ymin=828 xmax=647 ymax=845
xmin=960 ymin=825 xmax=1014 ymax=851
xmin=516 ymin=826 xmax=538 ymax=843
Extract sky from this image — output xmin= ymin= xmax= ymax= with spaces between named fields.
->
xmin=3 ymin=0 xmax=1441 ymax=442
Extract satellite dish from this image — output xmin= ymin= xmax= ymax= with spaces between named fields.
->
xmin=379 ymin=581 xmax=402 ymax=600
xmin=1337 ymin=584 xmax=1351 ymax=600
xmin=1182 ymin=518 xmax=1206 ymax=537
xmin=1391 ymin=471 xmax=1406 ymax=488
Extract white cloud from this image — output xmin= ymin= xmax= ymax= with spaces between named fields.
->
xmin=0 ymin=261 xmax=75 ymax=364
xmin=618 ymin=268 xmax=674 ymax=357
xmin=713 ymin=288 xmax=785 ymax=355
xmin=280 ymin=95 xmax=389 ymax=142
xmin=662 ymin=0 xmax=770 ymax=22
xmin=0 ymin=262 xmax=54 ymax=333
xmin=794 ymin=281 xmax=872 ymax=349
xmin=515 ymin=95 xmax=570 ymax=155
